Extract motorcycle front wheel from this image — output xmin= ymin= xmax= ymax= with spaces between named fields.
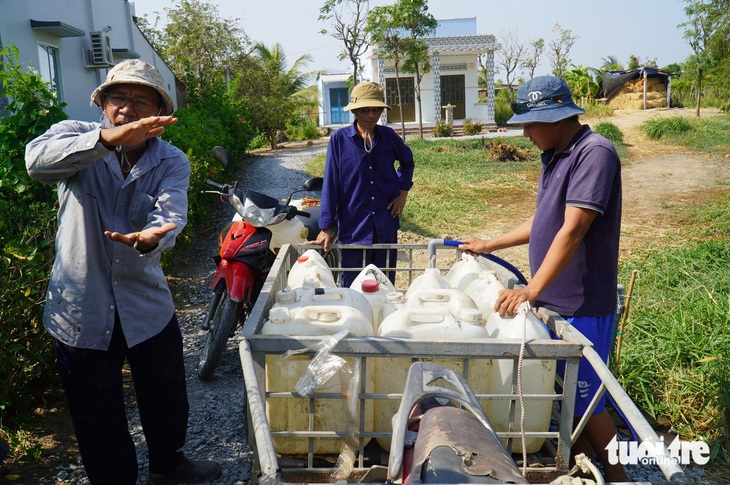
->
xmin=198 ymin=294 xmax=246 ymax=380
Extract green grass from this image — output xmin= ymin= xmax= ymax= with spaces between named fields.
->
xmin=642 ymin=114 xmax=730 ymax=155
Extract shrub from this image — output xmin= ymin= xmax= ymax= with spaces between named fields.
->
xmin=432 ymin=119 xmax=453 ymax=137
xmin=0 ymin=45 xmax=68 ymax=430
xmin=494 ymin=98 xmax=513 ymax=126
xmin=462 ymin=118 xmax=482 ymax=136
xmin=594 ymin=122 xmax=624 ymax=145
xmin=642 ymin=117 xmax=694 ymax=140
xmin=285 ymin=115 xmax=320 ymax=141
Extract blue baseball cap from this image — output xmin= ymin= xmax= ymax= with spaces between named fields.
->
xmin=507 ymin=76 xmax=585 ymax=124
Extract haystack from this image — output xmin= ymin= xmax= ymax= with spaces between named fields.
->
xmin=600 ymin=68 xmax=672 ymax=110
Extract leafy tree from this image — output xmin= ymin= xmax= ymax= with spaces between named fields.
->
xmin=680 ymin=0 xmax=730 ymax=115
xmin=237 ymin=43 xmax=315 ymax=149
xmin=521 ymin=37 xmax=544 ymax=80
xmin=319 ymin=0 xmax=371 ymax=86
xmin=367 ymin=0 xmax=436 ymax=140
xmin=548 ymin=24 xmax=578 ymax=79
xmin=400 ymin=1 xmax=437 ymax=139
xmin=496 ymin=28 xmax=525 ymax=101
xmin=563 ymin=65 xmax=599 ymax=102
xmin=141 ymin=0 xmax=252 ymax=84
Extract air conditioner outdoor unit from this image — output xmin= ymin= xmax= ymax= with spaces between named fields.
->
xmin=89 ymin=31 xmax=113 ymax=66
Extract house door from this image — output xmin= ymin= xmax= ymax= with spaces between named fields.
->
xmin=385 ymin=77 xmax=415 ymax=123
xmin=440 ymin=75 xmax=465 ymax=119
xmin=330 ymin=87 xmax=350 ymax=124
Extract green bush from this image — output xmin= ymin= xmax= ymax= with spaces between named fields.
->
xmin=285 ymin=114 xmax=320 ymax=141
xmin=593 ymin=122 xmax=624 ymax=145
xmin=642 ymin=116 xmax=695 ymax=140
xmin=462 ymin=118 xmax=482 ymax=136
xmin=0 ymin=45 xmax=68 ymax=429
xmin=494 ymin=98 xmax=513 ymax=126
xmin=432 ymin=119 xmax=453 ymax=137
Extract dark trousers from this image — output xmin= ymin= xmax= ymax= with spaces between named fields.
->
xmin=56 ymin=314 xmax=189 ymax=485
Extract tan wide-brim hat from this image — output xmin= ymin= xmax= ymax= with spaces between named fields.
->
xmin=343 ymin=82 xmax=390 ymax=111
xmin=90 ymin=59 xmax=175 ymax=114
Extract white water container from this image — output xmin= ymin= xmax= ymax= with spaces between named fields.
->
xmin=405 ymin=288 xmax=478 ymax=320
xmin=261 ymin=305 xmax=374 ymax=455
xmin=350 ymin=265 xmax=395 ymax=331
xmin=298 ymin=287 xmax=374 ymax=328
xmin=287 ymin=250 xmax=336 ymax=289
xmin=463 ymin=270 xmax=505 ymax=322
xmin=374 ymin=308 xmax=489 ymax=450
xmin=380 ymin=291 xmax=406 ymax=328
xmin=270 ymin=289 xmax=302 ymax=317
xmin=405 ymin=267 xmax=450 ymax=297
xmin=446 ymin=253 xmax=495 ymax=292
xmin=483 ymin=310 xmax=556 ymax=454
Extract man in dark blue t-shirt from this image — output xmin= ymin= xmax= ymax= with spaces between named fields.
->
xmin=460 ymin=76 xmax=628 ymax=482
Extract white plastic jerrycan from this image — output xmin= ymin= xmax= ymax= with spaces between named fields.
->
xmin=261 ymin=305 xmax=374 ymax=455
xmin=446 ymin=252 xmax=494 ymax=292
xmin=483 ymin=309 xmax=556 ymax=454
xmin=374 ymin=308 xmax=489 ymax=451
xmin=405 ymin=267 xmax=450 ymax=298
xmin=463 ymin=270 xmax=505 ymax=322
xmin=287 ymin=250 xmax=336 ymax=289
xmin=298 ymin=287 xmax=374 ymax=329
xmin=350 ymin=264 xmax=396 ymax=331
xmin=406 ymin=288 xmax=479 ymax=320
xmin=379 ymin=291 xmax=406 ymax=328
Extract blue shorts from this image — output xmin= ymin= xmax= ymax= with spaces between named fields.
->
xmin=556 ymin=314 xmax=614 ymax=417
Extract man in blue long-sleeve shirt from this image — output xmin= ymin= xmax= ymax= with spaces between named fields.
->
xmin=312 ymin=82 xmax=414 ymax=287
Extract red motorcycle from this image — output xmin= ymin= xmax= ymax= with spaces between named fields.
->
xmin=197 ymin=146 xmax=336 ymax=379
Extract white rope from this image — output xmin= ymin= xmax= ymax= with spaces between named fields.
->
xmin=517 ymin=301 xmax=531 ymax=476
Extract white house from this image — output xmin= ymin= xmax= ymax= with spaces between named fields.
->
xmin=318 ymin=18 xmax=500 ymax=129
xmin=0 ymin=0 xmax=176 ymax=122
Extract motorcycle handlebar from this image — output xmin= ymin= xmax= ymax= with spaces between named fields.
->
xmin=292 ymin=208 xmax=311 ymax=218
xmin=204 ymin=178 xmax=225 ymax=190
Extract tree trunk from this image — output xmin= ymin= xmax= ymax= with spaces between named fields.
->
xmin=695 ymin=69 xmax=703 ymax=117
xmin=395 ymin=69 xmax=406 ymax=140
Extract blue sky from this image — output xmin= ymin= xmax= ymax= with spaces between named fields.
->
xmin=133 ymin=0 xmax=694 ymax=77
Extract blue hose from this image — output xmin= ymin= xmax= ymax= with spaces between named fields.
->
xmin=443 ymin=239 xmax=529 ymax=286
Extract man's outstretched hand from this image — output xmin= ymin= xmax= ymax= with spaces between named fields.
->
xmin=104 ymin=223 xmax=177 ymax=253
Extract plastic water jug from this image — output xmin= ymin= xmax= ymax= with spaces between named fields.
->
xmin=379 ymin=291 xmax=406 ymax=328
xmin=462 ymin=270 xmax=506 ymax=322
xmin=446 ymin=253 xmax=494 ymax=292
xmin=287 ymin=250 xmax=336 ymax=289
xmin=270 ymin=289 xmax=302 ymax=316
xmin=261 ymin=304 xmax=374 ymax=455
xmin=298 ymin=287 xmax=374 ymax=328
xmin=350 ymin=265 xmax=395 ymax=331
xmin=483 ymin=310 xmax=556 ymax=453
xmin=374 ymin=308 xmax=489 ymax=450
xmin=405 ymin=267 xmax=450 ymax=297
xmin=405 ymin=288 xmax=478 ymax=320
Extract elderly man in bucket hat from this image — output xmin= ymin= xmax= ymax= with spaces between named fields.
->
xmin=311 ymin=81 xmax=414 ymax=287
xmin=460 ymin=76 xmax=629 ymax=482
xmin=26 ymin=60 xmax=220 ymax=485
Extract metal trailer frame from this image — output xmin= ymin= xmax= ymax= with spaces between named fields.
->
xmin=238 ymin=242 xmax=692 ymax=485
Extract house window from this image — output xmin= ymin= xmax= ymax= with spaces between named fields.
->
xmin=37 ymin=43 xmax=62 ymax=98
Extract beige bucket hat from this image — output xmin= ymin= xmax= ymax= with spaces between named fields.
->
xmin=90 ymin=59 xmax=175 ymax=114
xmin=344 ymin=82 xmax=390 ymax=111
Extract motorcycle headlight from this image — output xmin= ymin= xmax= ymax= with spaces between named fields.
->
xmin=241 ymin=197 xmax=276 ymax=227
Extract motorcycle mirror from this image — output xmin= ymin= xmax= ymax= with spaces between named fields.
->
xmin=302 ymin=177 xmax=324 ymax=192
xmin=212 ymin=146 xmax=234 ymax=168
